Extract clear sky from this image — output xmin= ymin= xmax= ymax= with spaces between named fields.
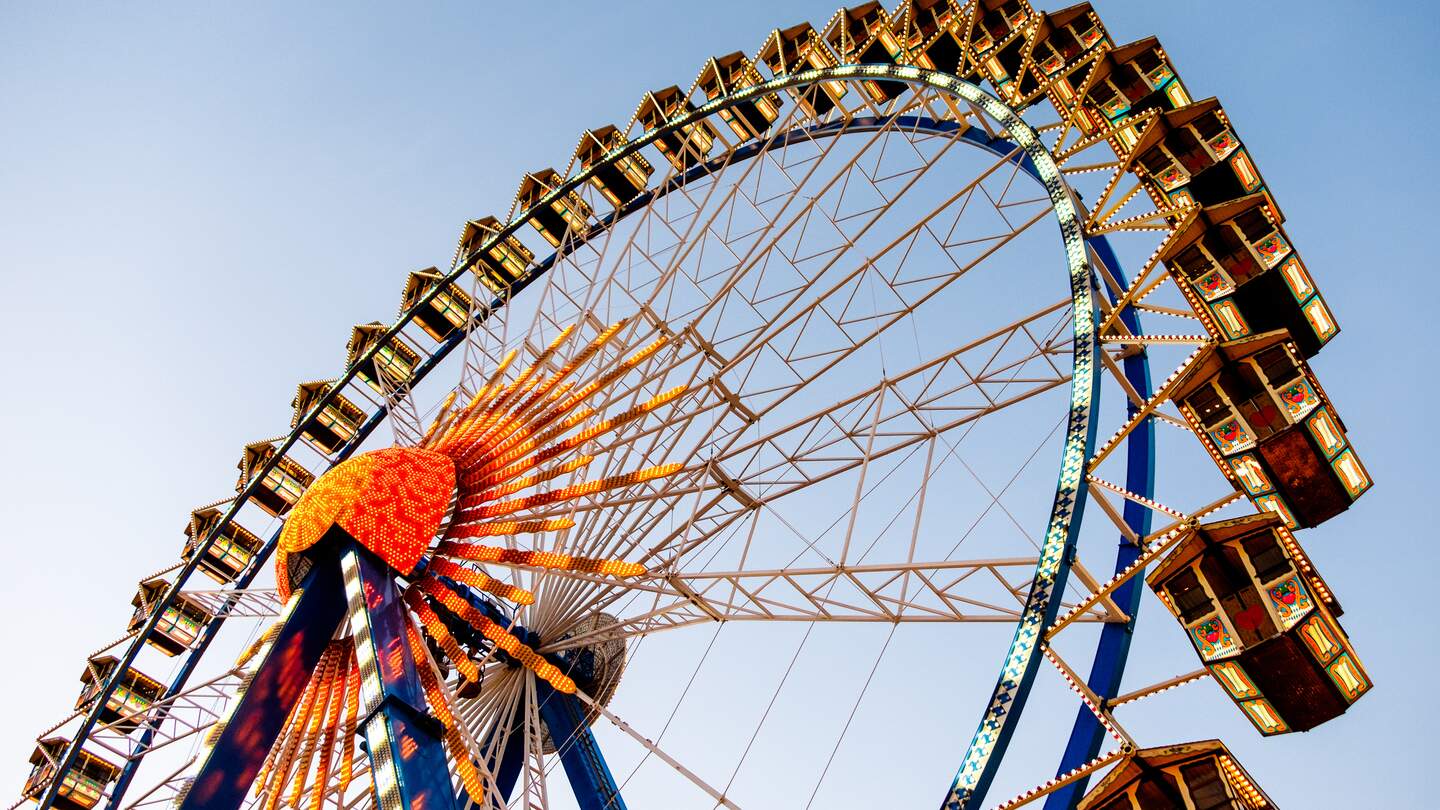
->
xmin=2 ymin=0 xmax=1437 ymax=807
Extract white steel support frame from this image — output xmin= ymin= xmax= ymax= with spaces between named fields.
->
xmin=410 ymin=67 xmax=1116 ymax=810
xmin=19 ymin=47 xmax=1258 ymax=810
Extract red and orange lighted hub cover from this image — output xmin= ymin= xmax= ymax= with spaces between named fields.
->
xmin=279 ymin=448 xmax=455 ymax=589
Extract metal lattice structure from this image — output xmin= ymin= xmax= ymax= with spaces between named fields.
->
xmin=18 ymin=3 xmax=1374 ymax=810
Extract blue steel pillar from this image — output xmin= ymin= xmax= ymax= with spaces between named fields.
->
xmin=341 ymin=542 xmax=458 ymax=810
xmin=177 ymin=546 xmax=349 ymax=810
xmin=536 ymin=680 xmax=626 ymax=810
xmin=1041 ymin=237 xmax=1156 ymax=809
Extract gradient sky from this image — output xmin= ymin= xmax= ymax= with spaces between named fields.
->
xmin=2 ymin=0 xmax=1437 ymax=807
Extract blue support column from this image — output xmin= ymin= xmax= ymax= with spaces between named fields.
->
xmin=177 ymin=547 xmax=348 ymax=810
xmin=535 ymin=681 xmax=626 ymax=810
xmin=340 ymin=542 xmax=458 ymax=810
xmin=1042 ymin=237 xmax=1157 ymax=809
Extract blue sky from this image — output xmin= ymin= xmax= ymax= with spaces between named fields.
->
xmin=2 ymin=0 xmax=1437 ymax=807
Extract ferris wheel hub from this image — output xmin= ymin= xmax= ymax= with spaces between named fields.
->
xmin=276 ymin=447 xmax=457 ymax=596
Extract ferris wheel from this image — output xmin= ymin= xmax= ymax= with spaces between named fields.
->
xmin=18 ymin=2 xmax=1376 ymax=810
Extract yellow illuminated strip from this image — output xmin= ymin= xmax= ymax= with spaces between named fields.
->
xmin=236 ymin=620 xmax=284 ymax=669
xmin=459 ymin=443 xmax=589 ymax=495
xmin=437 ymin=541 xmax=645 ymax=578
xmin=444 ymin=383 xmax=534 ymax=456
xmin=444 ymin=327 xmax=575 ymax=455
xmin=430 ymin=351 xmax=518 ymax=452
xmin=458 ymin=464 xmax=682 ymax=521
xmin=423 ymin=560 xmax=535 ymax=605
xmin=309 ymin=643 xmax=350 ymax=810
xmin=401 ymin=621 xmax=489 ymax=804
xmin=465 ymin=382 xmax=577 ymax=462
xmin=461 ymin=334 xmax=672 ymax=473
xmin=462 ymin=405 xmax=597 ymax=477
xmin=534 ymin=386 xmax=688 ymax=464
xmin=460 ymin=454 xmax=595 ymax=507
xmin=446 ymin=518 xmax=576 ymax=538
xmin=286 ymin=646 xmax=338 ymax=807
xmin=452 ymin=380 xmax=589 ymax=470
xmin=262 ymin=662 xmax=322 ymax=810
xmin=412 ymin=578 xmax=576 ymax=694
xmin=418 ymin=390 xmax=458 ymax=446
xmin=402 ymin=591 xmax=480 ymax=684
xmin=338 ymin=659 xmax=359 ymax=793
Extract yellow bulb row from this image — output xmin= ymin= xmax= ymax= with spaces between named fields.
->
xmin=436 ymin=541 xmax=646 ymax=578
xmin=403 ymin=591 xmax=480 ymax=684
xmin=459 ymin=454 xmax=596 ymax=509
xmin=457 ymin=463 xmax=682 ymax=521
xmin=412 ymin=578 xmax=576 ymax=694
xmin=453 ymin=332 xmax=670 ymax=473
xmin=402 ymin=620 xmax=489 ymax=805
xmin=435 ymin=320 xmax=629 ymax=462
xmin=433 ymin=325 xmax=578 ymax=457
xmin=423 ymin=558 xmax=536 ymax=606
xmin=446 ymin=518 xmax=577 ymax=538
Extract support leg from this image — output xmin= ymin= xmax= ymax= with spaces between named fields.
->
xmin=536 ymin=681 xmax=626 ymax=810
xmin=342 ymin=542 xmax=459 ymax=810
xmin=177 ymin=550 xmax=347 ymax=810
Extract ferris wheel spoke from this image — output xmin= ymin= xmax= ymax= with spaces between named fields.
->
xmin=514 ymin=675 xmax=550 ymax=810
xmin=571 ymin=689 xmax=740 ymax=810
xmin=525 ymin=300 xmax=1078 ymax=631
xmin=517 ymin=94 xmax=862 ymax=369
xmin=536 ymin=556 xmax=1121 ymax=655
xmin=87 ymin=668 xmax=245 ymax=765
xmin=177 ymin=588 xmax=286 ymax=620
xmin=474 ymin=285 xmax=1070 ymax=630
xmin=530 ymin=106 xmax=1039 ymax=439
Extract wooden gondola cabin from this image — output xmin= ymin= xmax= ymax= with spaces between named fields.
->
xmin=964 ymin=0 xmax=1034 ymax=98
xmin=1148 ymin=514 xmax=1371 ymax=735
xmin=455 ymin=216 xmax=534 ymax=294
xmin=129 ymin=578 xmax=212 ymax=657
xmin=758 ymin=24 xmax=847 ymax=117
xmin=695 ymin=53 xmax=781 ymax=141
xmin=1077 ymin=740 xmax=1274 ymax=809
xmin=575 ymin=126 xmax=653 ymax=209
xmin=290 ymin=381 xmax=365 ymax=457
xmin=346 ymin=323 xmax=420 ymax=396
xmin=236 ymin=440 xmax=314 ymax=518
xmin=824 ymin=3 xmax=907 ymax=103
xmin=183 ymin=507 xmax=263 ymax=584
xmin=1025 ymin=3 xmax=1110 ymax=107
xmin=76 ymin=656 xmax=164 ymax=732
xmin=1171 ymin=332 xmax=1369 ymax=528
xmin=633 ymin=87 xmax=718 ymax=172
xmin=890 ymin=0 xmax=966 ymax=76
xmin=24 ymin=739 xmax=120 ymax=810
xmin=401 ymin=269 xmax=474 ymax=342
xmin=1128 ymin=99 xmax=1268 ymax=213
xmin=515 ymin=169 xmax=593 ymax=247
xmin=1069 ymin=37 xmax=1190 ymax=152
xmin=1162 ymin=195 xmax=1337 ymax=357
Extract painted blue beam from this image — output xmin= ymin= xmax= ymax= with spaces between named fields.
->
xmin=176 ymin=544 xmax=348 ymax=810
xmin=535 ymin=681 xmax=626 ymax=810
xmin=341 ymin=542 xmax=458 ymax=810
xmin=1042 ymin=237 xmax=1156 ymax=810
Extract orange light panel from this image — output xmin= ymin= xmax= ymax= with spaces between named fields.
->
xmin=437 ymin=541 xmax=646 ymax=578
xmin=413 ymin=578 xmax=576 ymax=694
xmin=279 ymin=447 xmax=456 ymax=576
